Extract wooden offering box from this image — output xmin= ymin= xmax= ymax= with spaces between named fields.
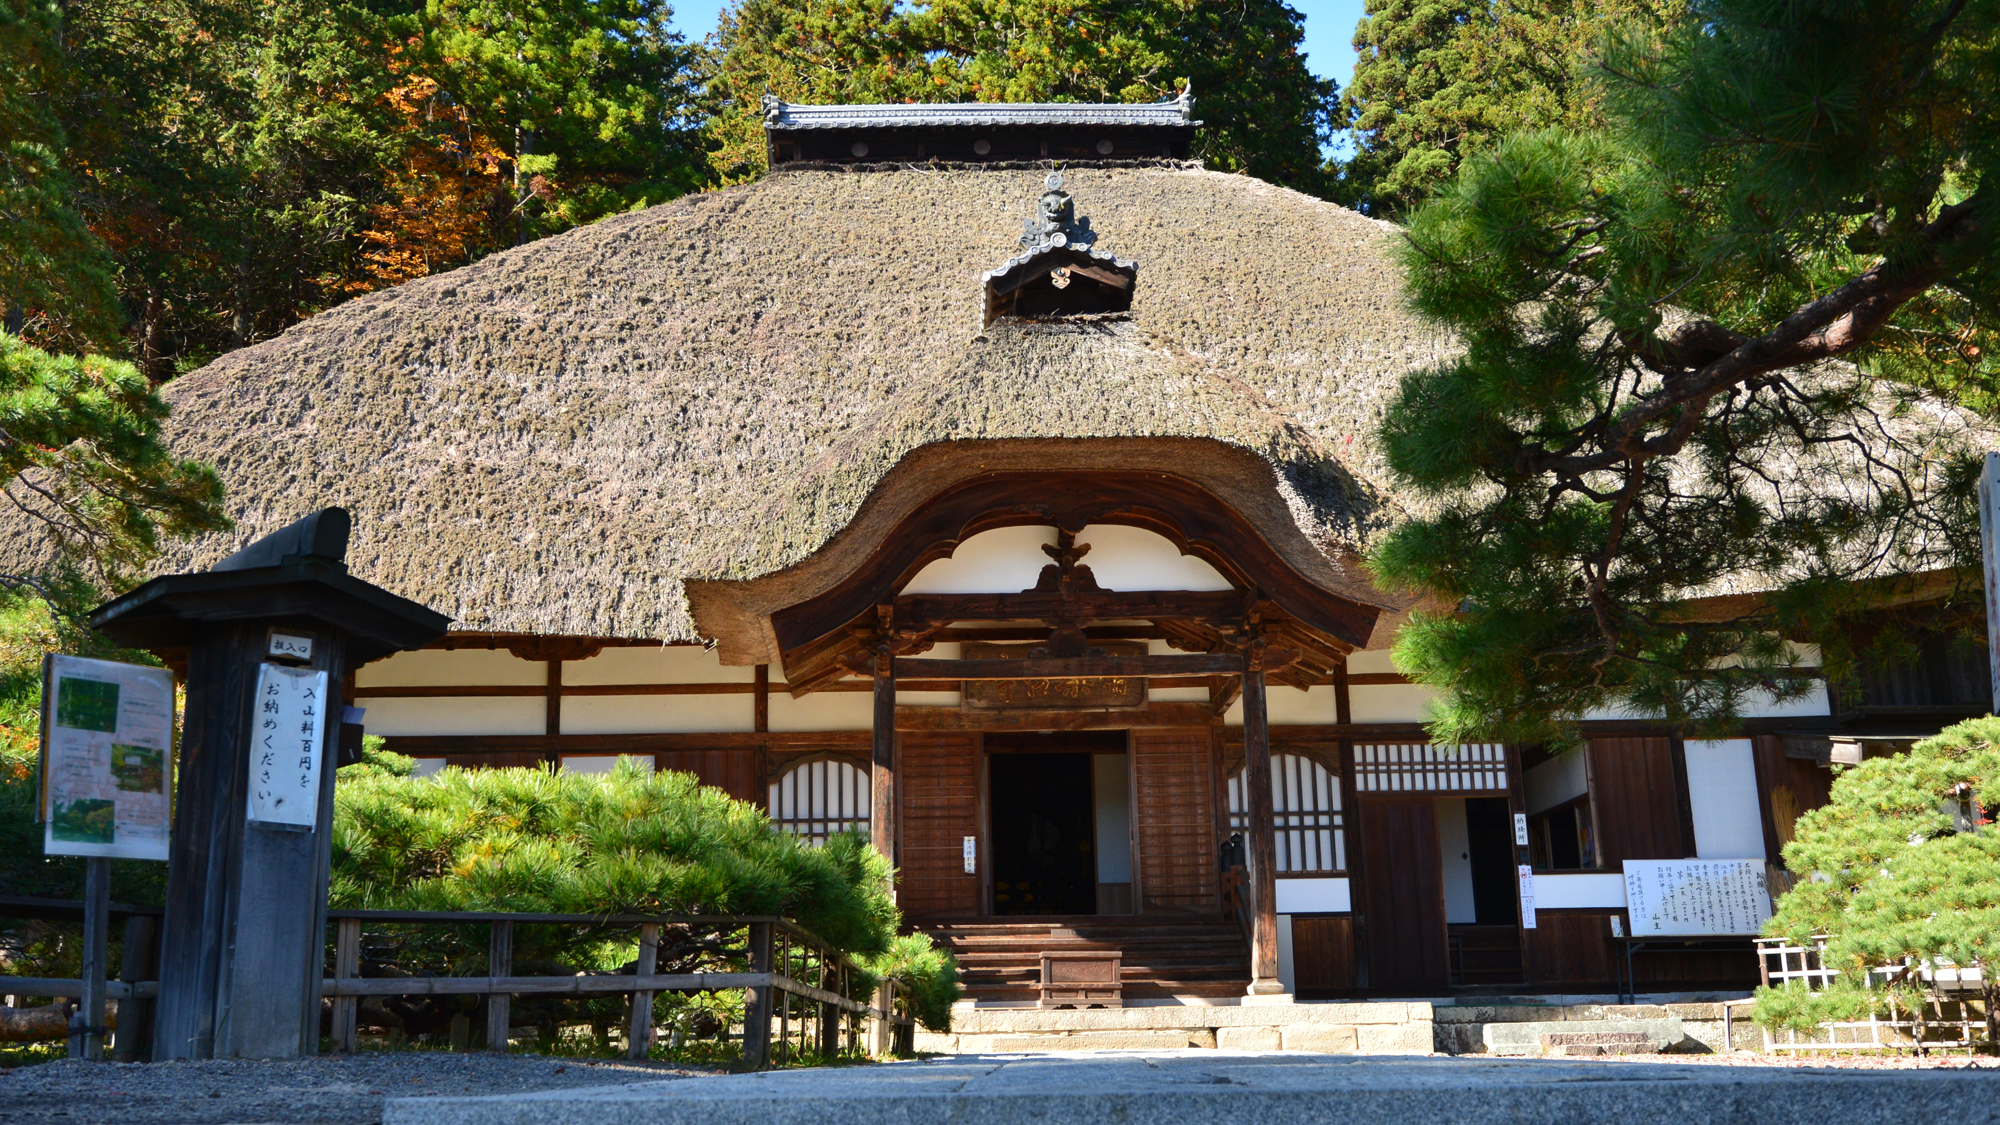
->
xmin=1039 ymin=951 xmax=1124 ymax=1009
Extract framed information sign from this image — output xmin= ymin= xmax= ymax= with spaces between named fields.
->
xmin=40 ymin=654 xmax=175 ymax=860
xmin=1622 ymin=859 xmax=1771 ymax=937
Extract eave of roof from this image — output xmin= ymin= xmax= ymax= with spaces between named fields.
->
xmin=763 ymin=99 xmax=1199 ymax=131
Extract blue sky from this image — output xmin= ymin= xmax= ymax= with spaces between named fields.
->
xmin=670 ymin=1 xmax=1372 ymax=90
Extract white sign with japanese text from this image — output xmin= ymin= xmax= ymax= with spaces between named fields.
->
xmin=1623 ymin=859 xmax=1771 ymax=937
xmin=247 ymin=663 xmax=328 ymax=828
xmin=40 ymin=655 xmax=175 ymax=860
xmin=1517 ymin=864 xmax=1537 ymax=930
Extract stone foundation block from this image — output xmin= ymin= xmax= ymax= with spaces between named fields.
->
xmin=1484 ymin=1018 xmax=1682 ymax=1057
xmin=1281 ymin=1024 xmax=1358 ymax=1053
xmin=990 ymin=1030 xmax=1200 ymax=1051
xmin=1215 ymin=1026 xmax=1282 ymax=1051
xmin=1357 ymin=1022 xmax=1435 ymax=1054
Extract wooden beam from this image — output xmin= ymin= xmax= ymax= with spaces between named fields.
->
xmin=1240 ymin=666 xmax=1282 ymax=996
xmin=892 ymin=703 xmax=1216 ymax=731
xmin=894 ymin=590 xmax=1247 ymax=629
xmin=894 ymin=653 xmax=1243 ymax=681
xmin=754 ymin=665 xmax=770 ymax=734
xmin=380 ymin=731 xmax=869 ymax=754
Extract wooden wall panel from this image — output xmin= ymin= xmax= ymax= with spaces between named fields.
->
xmin=1130 ymin=728 xmax=1221 ymax=914
xmin=896 ymin=732 xmax=981 ymax=918
xmin=1524 ymin=911 xmax=1621 ymax=989
xmin=1750 ymin=735 xmax=1833 ymax=866
xmin=1291 ymin=915 xmax=1356 ymax=993
xmin=1588 ymin=737 xmax=1687 ymax=866
xmin=655 ymin=749 xmax=761 ymax=807
xmin=1357 ymin=798 xmax=1449 ymax=993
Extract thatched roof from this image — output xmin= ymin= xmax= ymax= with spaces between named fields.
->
xmin=10 ymin=165 xmax=1459 ymax=646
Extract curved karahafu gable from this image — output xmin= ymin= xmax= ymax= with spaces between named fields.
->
xmin=1 ymin=166 xmax=1453 ymax=641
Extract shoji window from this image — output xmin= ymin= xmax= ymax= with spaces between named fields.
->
xmin=1228 ymin=752 xmax=1346 ymax=874
xmin=1352 ymin=743 xmax=1508 ymax=795
xmin=767 ymin=757 xmax=869 ymax=846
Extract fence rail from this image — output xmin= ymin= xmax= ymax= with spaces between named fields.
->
xmin=1755 ymin=936 xmax=1992 ymax=1053
xmin=0 ymin=900 xmax=911 ymax=1066
xmin=322 ymin=909 xmax=911 ymax=1065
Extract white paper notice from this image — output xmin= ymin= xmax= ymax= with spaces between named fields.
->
xmin=247 ymin=663 xmax=329 ymax=828
xmin=1518 ymin=864 xmax=1537 ymax=930
xmin=1622 ymin=859 xmax=1771 ymax=937
xmin=41 ymin=655 xmax=175 ymax=860
xmin=963 ymin=836 xmax=977 ymax=874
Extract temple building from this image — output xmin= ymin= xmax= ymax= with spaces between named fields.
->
xmin=26 ymin=99 xmax=1985 ymax=1004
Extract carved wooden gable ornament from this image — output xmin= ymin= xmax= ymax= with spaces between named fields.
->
xmin=981 ymin=173 xmax=1138 ymax=326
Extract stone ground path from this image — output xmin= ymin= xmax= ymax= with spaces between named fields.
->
xmin=0 ymin=1054 xmax=706 ymax=1125
xmin=384 ymin=1050 xmax=2000 ymax=1125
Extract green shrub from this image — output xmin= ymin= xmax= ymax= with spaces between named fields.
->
xmin=1754 ymin=716 xmax=2000 ymax=1039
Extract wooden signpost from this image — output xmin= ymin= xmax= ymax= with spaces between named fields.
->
xmin=89 ymin=508 xmax=448 ymax=1060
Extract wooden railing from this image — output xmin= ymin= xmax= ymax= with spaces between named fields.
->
xmin=323 ymin=910 xmax=911 ymax=1065
xmin=0 ymin=898 xmax=911 ymax=1066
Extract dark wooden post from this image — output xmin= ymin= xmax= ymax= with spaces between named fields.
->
xmin=1241 ymin=658 xmax=1283 ymax=997
xmin=331 ymin=918 xmax=361 ymax=1053
xmin=89 ymin=509 xmax=449 ymax=1060
xmin=742 ymin=921 xmax=774 ymax=1067
xmin=870 ymin=652 xmax=896 ymax=870
xmin=77 ymin=858 xmax=110 ymax=1059
xmin=486 ymin=920 xmax=512 ymax=1052
xmin=625 ymin=922 xmax=658 ymax=1059
xmin=111 ymin=913 xmax=157 ymax=1062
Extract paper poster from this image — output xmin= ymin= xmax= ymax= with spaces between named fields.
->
xmin=1623 ymin=859 xmax=1771 ymax=937
xmin=247 ymin=663 xmax=329 ymax=828
xmin=1518 ymin=864 xmax=1537 ymax=930
xmin=40 ymin=655 xmax=175 ymax=860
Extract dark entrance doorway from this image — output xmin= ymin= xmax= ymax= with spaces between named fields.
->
xmin=988 ymin=745 xmax=1098 ymax=916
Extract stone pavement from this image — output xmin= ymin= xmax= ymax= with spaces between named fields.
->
xmin=382 ymin=1050 xmax=2000 ymax=1125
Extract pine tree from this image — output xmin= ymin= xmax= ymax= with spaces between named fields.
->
xmin=1367 ymin=0 xmax=2000 ymax=744
xmin=1756 ymin=717 xmax=2000 ymax=1044
xmin=1340 ymin=0 xmax=1676 ymax=217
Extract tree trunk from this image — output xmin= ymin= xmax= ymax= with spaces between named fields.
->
xmin=0 ymin=1002 xmax=108 ymax=1042
xmin=139 ymin=292 xmax=171 ymax=384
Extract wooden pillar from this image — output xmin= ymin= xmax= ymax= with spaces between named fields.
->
xmin=111 ymin=913 xmax=157 ymax=1062
xmin=1241 ymin=663 xmax=1283 ymax=996
xmin=486 ymin=920 xmax=512 ymax=1052
xmin=742 ymin=921 xmax=774 ymax=1068
xmin=76 ymin=858 xmax=111 ymax=1059
xmin=870 ymin=655 xmax=896 ymax=869
xmin=330 ymin=918 xmax=361 ymax=1053
xmin=626 ymin=922 xmax=658 ymax=1059
xmin=754 ymin=665 xmax=770 ymax=733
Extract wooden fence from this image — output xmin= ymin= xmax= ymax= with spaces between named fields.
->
xmin=0 ymin=898 xmax=911 ymax=1066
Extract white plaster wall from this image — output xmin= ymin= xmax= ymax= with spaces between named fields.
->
xmin=1684 ymin=738 xmax=1767 ymax=860
xmin=1274 ymin=878 xmax=1351 ymax=913
xmin=901 ymin=525 xmax=1055 ymax=593
xmin=1219 ymin=685 xmax=1335 ymax=726
xmin=564 ymin=646 xmax=751 ymax=685
xmin=898 ymin=523 xmax=1231 ymax=594
xmin=770 ymin=690 xmax=875 ymax=732
xmin=897 ymin=690 xmax=963 ymax=708
xmin=358 ymin=648 xmax=546 ymax=687
xmin=1348 ymin=684 xmax=1437 ymax=724
xmin=1073 ymin=525 xmax=1232 ymax=591
xmin=363 ymin=697 xmax=545 ymax=736
xmin=1534 ymin=873 xmax=1628 ymax=910
xmin=1276 ymin=914 xmax=1296 ymax=994
xmin=1436 ymin=798 xmax=1477 ymax=924
xmin=1737 ymin=682 xmax=1831 ymax=719
xmin=1525 ymin=747 xmax=1589 ymax=815
xmin=1093 ymin=753 xmax=1133 ymax=883
xmin=564 ymin=694 xmax=753 ymax=734
xmin=409 ymin=758 xmax=447 ymax=778
xmin=561 ymin=755 xmax=654 ymax=775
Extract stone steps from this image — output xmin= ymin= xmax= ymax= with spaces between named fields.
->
xmin=916 ymin=914 xmax=1251 ymax=1003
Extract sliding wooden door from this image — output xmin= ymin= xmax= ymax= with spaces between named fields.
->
xmin=1130 ymin=728 xmax=1220 ymax=913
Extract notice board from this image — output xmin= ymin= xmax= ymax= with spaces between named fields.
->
xmin=1622 ymin=859 xmax=1771 ymax=937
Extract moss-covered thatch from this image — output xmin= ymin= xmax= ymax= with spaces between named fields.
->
xmin=1 ymin=166 xmax=1454 ymax=643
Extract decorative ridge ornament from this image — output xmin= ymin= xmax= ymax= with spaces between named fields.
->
xmin=982 ymin=175 xmax=1138 ymax=326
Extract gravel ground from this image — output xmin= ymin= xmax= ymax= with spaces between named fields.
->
xmin=0 ymin=1054 xmax=712 ymax=1125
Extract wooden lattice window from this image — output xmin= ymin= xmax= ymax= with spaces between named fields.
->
xmin=1352 ymin=743 xmax=1508 ymax=795
xmin=1228 ymin=753 xmax=1346 ymax=874
xmin=767 ymin=757 xmax=869 ymax=846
